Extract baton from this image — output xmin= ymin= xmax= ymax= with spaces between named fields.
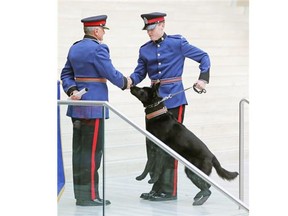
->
xmin=68 ymin=88 xmax=88 ymax=99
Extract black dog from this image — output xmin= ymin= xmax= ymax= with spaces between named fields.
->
xmin=130 ymin=83 xmax=238 ymax=206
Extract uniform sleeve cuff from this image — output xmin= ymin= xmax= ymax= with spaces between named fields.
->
xmin=198 ymin=70 xmax=210 ymax=84
xmin=121 ymin=77 xmax=128 ymax=90
xmin=67 ymin=86 xmax=78 ymax=96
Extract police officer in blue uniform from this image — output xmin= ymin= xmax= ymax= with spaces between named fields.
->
xmin=61 ymin=15 xmax=131 ymax=206
xmin=129 ymin=12 xmax=211 ymax=201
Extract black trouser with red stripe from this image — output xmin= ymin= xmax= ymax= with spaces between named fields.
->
xmin=71 ymin=118 xmax=104 ymax=201
xmin=145 ymin=105 xmax=185 ymax=197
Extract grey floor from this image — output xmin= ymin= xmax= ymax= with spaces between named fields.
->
xmin=58 ymin=162 xmax=249 ymax=216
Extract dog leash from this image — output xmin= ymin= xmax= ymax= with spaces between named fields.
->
xmin=163 ymin=84 xmax=206 ymax=101
xmin=147 ymin=84 xmax=206 ymax=108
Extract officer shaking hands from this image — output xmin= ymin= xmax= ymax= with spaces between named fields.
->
xmin=129 ymin=12 xmax=211 ymax=202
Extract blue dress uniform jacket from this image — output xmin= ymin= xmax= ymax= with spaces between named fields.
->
xmin=61 ymin=36 xmax=127 ymax=119
xmin=130 ymin=34 xmax=210 ymax=109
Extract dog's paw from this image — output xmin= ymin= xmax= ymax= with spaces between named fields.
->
xmin=148 ymin=179 xmax=154 ymax=184
xmin=193 ymin=195 xmax=210 ymax=206
xmin=148 ymin=178 xmax=156 ymax=184
xmin=148 ymin=174 xmax=161 ymax=184
xmin=136 ymin=174 xmax=147 ymax=181
xmin=192 ymin=190 xmax=211 ymax=206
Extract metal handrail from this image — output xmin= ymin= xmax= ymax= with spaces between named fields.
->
xmin=58 ymin=99 xmax=249 ymax=212
xmin=239 ymin=98 xmax=249 ymax=203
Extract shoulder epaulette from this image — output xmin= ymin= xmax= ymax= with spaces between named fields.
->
xmin=140 ymin=40 xmax=153 ymax=48
xmin=73 ymin=40 xmax=81 ymax=45
xmin=91 ymin=39 xmax=100 ymax=44
xmin=168 ymin=34 xmax=183 ymax=40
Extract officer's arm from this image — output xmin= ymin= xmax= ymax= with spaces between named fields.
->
xmin=60 ymin=58 xmax=78 ymax=96
xmin=181 ymin=37 xmax=211 ymax=83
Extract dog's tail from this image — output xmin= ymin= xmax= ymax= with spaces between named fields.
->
xmin=212 ymin=156 xmax=238 ymax=181
xmin=136 ymin=166 xmax=150 ymax=181
xmin=136 ymin=158 xmax=154 ymax=181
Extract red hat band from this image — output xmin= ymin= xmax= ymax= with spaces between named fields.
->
xmin=147 ymin=17 xmax=165 ymax=24
xmin=83 ymin=20 xmax=106 ymax=27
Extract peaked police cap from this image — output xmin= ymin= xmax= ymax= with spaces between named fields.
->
xmin=140 ymin=12 xmax=167 ymax=30
xmin=81 ymin=15 xmax=109 ymax=30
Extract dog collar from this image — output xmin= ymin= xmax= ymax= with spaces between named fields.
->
xmin=146 ymin=107 xmax=168 ymax=120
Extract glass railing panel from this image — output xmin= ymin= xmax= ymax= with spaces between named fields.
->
xmin=57 ymin=101 xmax=249 ymax=216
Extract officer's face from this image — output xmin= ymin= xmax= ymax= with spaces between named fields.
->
xmin=147 ymin=23 xmax=164 ymax=41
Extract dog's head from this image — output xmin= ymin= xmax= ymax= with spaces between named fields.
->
xmin=130 ymin=82 xmax=162 ymax=108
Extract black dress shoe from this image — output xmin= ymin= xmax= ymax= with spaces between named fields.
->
xmin=76 ymin=198 xmax=111 ymax=206
xmin=140 ymin=190 xmax=156 ymax=200
xmin=149 ymin=193 xmax=177 ymax=201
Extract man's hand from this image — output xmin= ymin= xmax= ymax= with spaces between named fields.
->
xmin=194 ymin=79 xmax=207 ymax=91
xmin=126 ymin=76 xmax=133 ymax=89
xmin=70 ymin=90 xmax=81 ymax=100
xmin=193 ymin=80 xmax=207 ymax=94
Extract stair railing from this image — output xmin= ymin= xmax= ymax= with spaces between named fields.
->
xmin=58 ymin=99 xmax=249 ymax=212
xmin=239 ymin=98 xmax=249 ymax=203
